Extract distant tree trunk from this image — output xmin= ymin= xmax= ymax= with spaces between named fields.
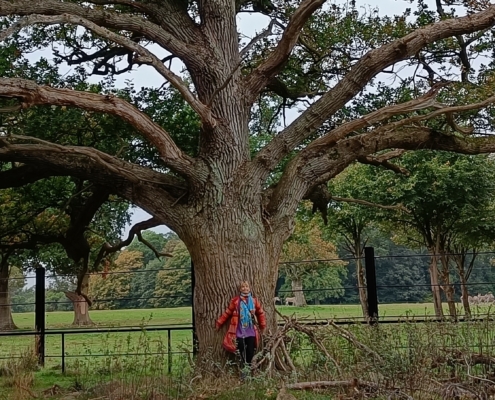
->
xmin=0 ymin=263 xmax=17 ymax=331
xmin=291 ymin=279 xmax=307 ymax=307
xmin=428 ymin=249 xmax=444 ymax=319
xmin=65 ymin=274 xmax=93 ymax=326
xmin=453 ymin=250 xmax=474 ymax=319
xmin=439 ymin=250 xmax=457 ymax=320
xmin=460 ymin=278 xmax=471 ymax=318
xmin=356 ymin=256 xmax=368 ymax=319
xmin=442 ymin=279 xmax=457 ymax=319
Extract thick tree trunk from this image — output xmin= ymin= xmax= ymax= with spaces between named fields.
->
xmin=0 ymin=265 xmax=16 ymax=331
xmin=65 ymin=274 xmax=93 ymax=326
xmin=428 ymin=252 xmax=444 ymax=319
xmin=291 ymin=279 xmax=307 ymax=307
xmin=182 ymin=209 xmax=283 ymax=365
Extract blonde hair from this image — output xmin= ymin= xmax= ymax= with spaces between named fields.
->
xmin=239 ymin=281 xmax=250 ymax=289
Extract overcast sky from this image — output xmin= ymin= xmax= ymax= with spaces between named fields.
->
xmin=120 ymin=0 xmax=436 ymax=236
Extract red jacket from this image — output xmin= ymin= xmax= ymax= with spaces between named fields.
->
xmin=216 ymin=296 xmax=267 ymax=352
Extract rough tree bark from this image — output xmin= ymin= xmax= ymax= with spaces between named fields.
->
xmin=180 ymin=207 xmax=282 ymax=361
xmin=0 ymin=0 xmax=494 ymax=364
xmin=65 ymin=274 xmax=93 ymax=326
xmin=0 ymin=262 xmax=16 ymax=331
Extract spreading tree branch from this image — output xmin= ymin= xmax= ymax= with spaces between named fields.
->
xmin=253 ymin=5 xmax=495 ymax=176
xmin=331 ymin=196 xmax=410 ymax=214
xmin=245 ymin=0 xmax=326 ymax=100
xmin=240 ymin=19 xmax=278 ymax=59
xmin=0 ymin=14 xmax=215 ymax=127
xmin=0 ymin=139 xmax=189 ymax=232
xmin=0 ymin=139 xmax=187 ymax=194
xmin=266 ymin=86 xmax=495 ymax=220
xmin=268 ymin=124 xmax=495 ymax=225
xmin=0 ymin=78 xmax=199 ymax=178
xmin=0 ymin=0 xmax=200 ymax=61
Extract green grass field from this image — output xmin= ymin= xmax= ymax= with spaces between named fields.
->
xmin=3 ymin=303 xmax=495 ymax=399
xmin=9 ymin=302 xmax=457 ymax=330
xmin=1 ymin=302 xmax=488 ymax=370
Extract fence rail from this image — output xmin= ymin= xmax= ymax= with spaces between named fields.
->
xmin=3 ymin=247 xmax=495 ymax=372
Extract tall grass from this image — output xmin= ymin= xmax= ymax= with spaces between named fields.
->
xmin=3 ymin=318 xmax=495 ymax=398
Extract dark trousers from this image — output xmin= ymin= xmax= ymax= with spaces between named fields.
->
xmin=237 ymin=336 xmax=255 ymax=368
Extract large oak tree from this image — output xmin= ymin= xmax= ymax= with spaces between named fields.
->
xmin=2 ymin=0 xmax=495 ymax=361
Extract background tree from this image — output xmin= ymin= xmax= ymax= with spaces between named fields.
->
xmin=280 ymin=210 xmax=345 ymax=307
xmin=152 ymin=239 xmax=192 ymax=308
xmin=89 ymin=250 xmax=143 ymax=310
xmin=325 ymin=165 xmax=384 ymax=317
xmin=370 ymin=151 xmax=495 ymax=318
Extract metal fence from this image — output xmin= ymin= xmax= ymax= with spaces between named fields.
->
xmin=2 ymin=246 xmax=495 ymax=371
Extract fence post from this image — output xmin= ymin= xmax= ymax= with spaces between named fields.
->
xmin=35 ymin=267 xmax=46 ymax=366
xmin=364 ymin=247 xmax=378 ymax=324
xmin=61 ymin=333 xmax=65 ymax=374
xmin=191 ymin=261 xmax=198 ymax=356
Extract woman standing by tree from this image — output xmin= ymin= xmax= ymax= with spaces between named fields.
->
xmin=216 ymin=281 xmax=266 ymax=379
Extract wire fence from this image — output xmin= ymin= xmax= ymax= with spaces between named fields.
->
xmin=2 ymin=247 xmax=495 ymax=372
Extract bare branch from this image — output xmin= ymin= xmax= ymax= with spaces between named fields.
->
xmin=328 ymin=320 xmax=383 ymax=362
xmin=0 ymin=78 xmax=199 ymax=177
xmin=244 ymin=0 xmax=326 ymax=100
xmin=0 ymin=104 xmax=22 ymax=113
xmin=331 ymin=196 xmax=410 ymax=214
xmin=84 ymin=0 xmax=143 ymax=7
xmin=435 ymin=0 xmax=471 ymax=82
xmin=0 ymin=14 xmax=215 ymax=127
xmin=358 ymin=149 xmax=410 ymax=175
xmin=368 ymin=93 xmax=495 ymax=137
xmin=240 ymin=19 xmax=277 ymax=59
xmin=93 ymin=217 xmax=172 ymax=269
xmin=286 ymin=380 xmax=377 ymax=391
xmin=253 ymin=5 xmax=495 ymax=175
xmin=0 ymin=139 xmax=188 ymax=192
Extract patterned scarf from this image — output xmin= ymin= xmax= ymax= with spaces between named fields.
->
xmin=239 ymin=292 xmax=255 ymax=329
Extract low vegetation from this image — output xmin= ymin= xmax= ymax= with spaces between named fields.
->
xmin=3 ymin=304 xmax=495 ymax=399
